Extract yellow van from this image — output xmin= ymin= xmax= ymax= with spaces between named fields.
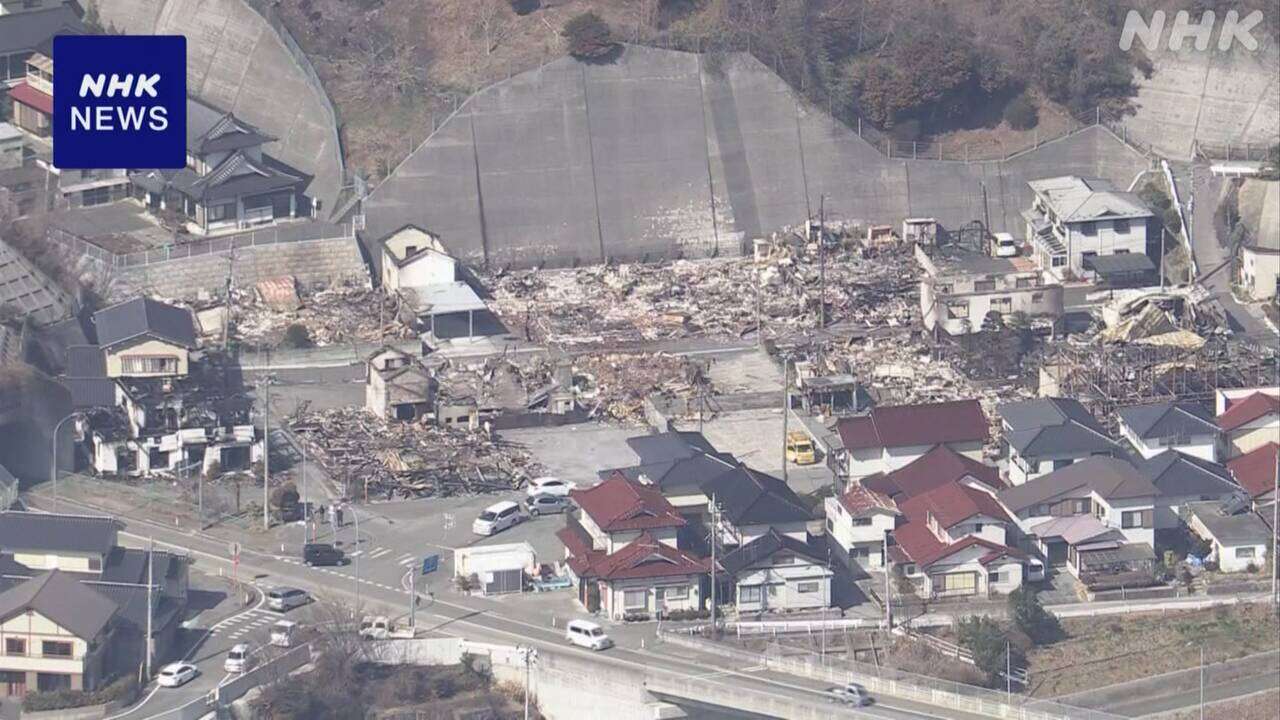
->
xmin=785 ymin=432 xmax=816 ymax=465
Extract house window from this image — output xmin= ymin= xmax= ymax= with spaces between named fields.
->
xmin=1121 ymin=510 xmax=1146 ymax=529
xmin=37 ymin=673 xmax=70 ymax=693
xmin=988 ymin=571 xmax=1001 ymax=585
xmin=89 ymin=557 xmax=102 ymax=571
xmin=767 ymin=584 xmax=778 ymax=597
xmin=1074 ymin=499 xmax=1090 ymax=515
xmin=1080 ymin=222 xmax=1097 ymax=236
xmin=974 ymin=280 xmax=996 ymax=293
xmin=850 ymin=547 xmax=869 ymax=560
xmin=850 ymin=518 xmax=872 ymax=527
xmin=41 ymin=641 xmax=73 ymax=658
xmin=972 ymin=523 xmax=984 ymax=532
xmin=1051 ymin=256 xmax=1067 ymax=268
xmin=1015 ymin=277 xmax=1036 ymax=289
xmin=662 ymin=585 xmax=689 ymax=600
xmin=1235 ymin=547 xmax=1256 ymax=559
xmin=121 ymin=356 xmax=179 ymax=374
xmin=1114 ymin=219 xmax=1130 ymax=234
xmin=797 ymin=581 xmax=820 ymax=594
xmin=82 ymin=187 xmax=111 ymax=206
xmin=5 ymin=638 xmax=25 ymax=656
xmin=946 ymin=301 xmax=969 ymax=320
xmin=207 ymin=202 xmax=236 ymax=222
xmin=826 ymin=518 xmax=834 ymax=532
xmin=991 ymin=297 xmax=1012 ymax=312
xmin=941 ymin=572 xmax=978 ymax=595
xmin=774 ymin=554 xmax=794 ymax=566
xmin=623 ymin=589 xmax=647 ymax=610
xmin=902 ymin=564 xmax=917 ymax=576
xmin=740 ymin=585 xmax=763 ymax=604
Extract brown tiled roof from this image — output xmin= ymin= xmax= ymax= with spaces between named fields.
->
xmin=565 ymin=531 xmax=707 ymax=581
xmin=899 ymin=482 xmax=1011 ymax=529
xmin=837 ymin=484 xmax=898 ymax=517
xmin=862 ymin=445 xmax=1004 ymax=499
xmin=836 ymin=400 xmax=988 ymax=450
xmin=1227 ymin=442 xmax=1279 ymax=499
xmin=893 ymin=523 xmax=1024 ymax=568
xmin=569 ymin=477 xmax=686 ymax=532
xmin=1218 ymin=392 xmax=1280 ymax=432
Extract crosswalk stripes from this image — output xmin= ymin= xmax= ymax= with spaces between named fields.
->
xmin=369 ymin=547 xmax=393 ymax=560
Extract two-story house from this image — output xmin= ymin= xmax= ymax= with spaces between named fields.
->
xmin=1023 ymin=175 xmax=1154 ymax=282
xmin=914 ymin=242 xmax=1064 ymax=336
xmin=378 ymin=225 xmax=457 ymax=290
xmin=719 ymin=529 xmax=833 ymax=614
xmin=824 ymin=483 xmax=898 ymax=570
xmin=999 ymin=397 xmax=1118 ymax=485
xmin=701 ymin=465 xmax=813 ymax=547
xmin=0 ymin=570 xmax=118 ymax=697
xmin=834 ymin=399 xmax=988 ymax=479
xmin=1116 ymin=401 xmax=1219 ymax=462
xmin=1216 ymin=390 xmax=1280 ymax=459
xmin=1134 ymin=450 xmax=1239 ymax=529
xmin=603 ymin=432 xmax=739 ymax=516
xmin=92 ymin=297 xmax=196 ymax=379
xmin=364 ymin=346 xmax=436 ymax=422
xmin=557 ymin=477 xmax=706 ymax=619
xmin=1226 ymin=442 xmax=1278 ymax=510
xmin=997 ymin=457 xmax=1159 ymax=580
xmin=0 ymin=1 xmax=82 ymax=86
xmin=129 ymin=96 xmax=313 ymax=234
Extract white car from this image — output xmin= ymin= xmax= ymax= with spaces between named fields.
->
xmin=993 ymin=232 xmax=1020 ymax=258
xmin=472 ymin=501 xmax=524 ymax=536
xmin=224 ymin=644 xmax=255 ymax=673
xmin=565 ymin=619 xmax=613 ymax=651
xmin=828 ymin=682 xmax=870 ymax=706
xmin=526 ymin=477 xmax=576 ymax=498
xmin=266 ymin=586 xmax=310 ymax=612
xmin=156 ymin=662 xmax=198 ymax=688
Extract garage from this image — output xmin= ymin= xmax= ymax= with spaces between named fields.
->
xmin=453 ymin=543 xmax=537 ymax=596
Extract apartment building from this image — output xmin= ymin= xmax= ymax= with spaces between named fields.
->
xmin=915 ymin=242 xmax=1064 ymax=336
xmin=1023 ymin=176 xmax=1154 ymax=282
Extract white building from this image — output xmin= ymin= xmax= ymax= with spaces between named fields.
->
xmin=720 ymin=530 xmax=833 ymax=614
xmin=835 ymin=399 xmax=988 ymax=479
xmin=377 ymin=225 xmax=457 ymax=290
xmin=825 ymin=484 xmax=898 ymax=570
xmin=999 ymin=397 xmax=1118 ymax=485
xmin=914 ymin=243 xmax=1064 ymax=336
xmin=1115 ymin=401 xmax=1219 ymax=462
xmin=1023 ymin=176 xmax=1153 ymax=282
xmin=1184 ymin=501 xmax=1271 ymax=573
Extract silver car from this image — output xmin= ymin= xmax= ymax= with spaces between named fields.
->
xmin=266 ymin=586 xmax=310 ymax=612
xmin=524 ymin=493 xmax=573 ymax=517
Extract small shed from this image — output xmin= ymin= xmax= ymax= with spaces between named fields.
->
xmin=453 ymin=542 xmax=537 ymax=596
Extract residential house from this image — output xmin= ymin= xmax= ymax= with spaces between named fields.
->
xmin=1023 ymin=175 xmax=1154 ymax=282
xmin=998 ymin=457 xmax=1159 ymax=580
xmin=364 ymin=346 xmax=436 ymax=422
xmin=1183 ymin=500 xmax=1271 ymax=573
xmin=914 ymin=242 xmax=1064 ymax=336
xmin=129 ymin=97 xmax=313 ymax=234
xmin=0 ymin=1 xmax=81 ymax=85
xmin=603 ymin=432 xmax=738 ymax=514
xmin=1135 ymin=450 xmax=1240 ymax=529
xmin=835 ymin=399 xmax=988 ymax=479
xmin=1226 ymin=442 xmax=1278 ymax=509
xmin=92 ymin=297 xmax=196 ymax=379
xmin=1116 ymin=401 xmax=1219 ymax=462
xmin=1235 ymin=179 xmax=1278 ymax=301
xmin=1216 ymin=390 xmax=1280 ymax=459
xmin=557 ymin=477 xmax=706 ymax=619
xmin=719 ymin=530 xmax=832 ymax=614
xmin=0 ymin=570 xmax=118 ymax=696
xmin=998 ymin=397 xmax=1118 ymax=485
xmin=378 ymin=225 xmax=457 ymax=290
xmin=824 ymin=484 xmax=897 ymax=570
xmin=701 ymin=465 xmax=813 ymax=547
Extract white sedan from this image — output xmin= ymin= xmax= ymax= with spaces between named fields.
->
xmin=526 ymin=477 xmax=576 ymax=498
xmin=156 ymin=662 xmax=199 ymax=688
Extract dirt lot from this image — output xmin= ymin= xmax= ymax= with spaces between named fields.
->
xmin=1026 ymin=605 xmax=1280 ymax=698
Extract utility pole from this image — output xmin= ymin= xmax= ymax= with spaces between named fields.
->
xmin=302 ymin=439 xmax=309 ymax=543
xmin=755 ymin=263 xmax=763 ymax=348
xmin=1160 ymin=227 xmax=1167 ymax=290
xmin=145 ymin=537 xmax=154 ymax=679
xmin=1271 ymin=448 xmax=1278 ymax=605
xmin=1199 ymin=645 xmax=1205 ymax=720
xmin=1006 ymin=641 xmax=1011 ymax=701
xmin=883 ymin=531 xmax=892 ymax=630
xmin=51 ymin=412 xmax=80 ymax=513
xmin=818 ymin=194 xmax=826 ymax=330
xmin=263 ymin=370 xmax=271 ymax=531
xmin=409 ymin=568 xmax=417 ymax=631
xmin=781 ymin=358 xmax=789 ymax=484
xmin=709 ymin=494 xmax=719 ymax=636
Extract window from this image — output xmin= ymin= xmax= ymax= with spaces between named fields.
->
xmin=1121 ymin=510 xmax=1146 ymax=529
xmin=623 ymin=589 xmax=647 ymax=610
xmin=936 ymin=283 xmax=953 ymax=294
xmin=740 ymin=585 xmax=763 ymax=604
xmin=37 ymin=673 xmax=70 ymax=693
xmin=1074 ymin=499 xmax=1090 ymax=515
xmin=41 ymin=641 xmax=73 ymax=658
xmin=1235 ymin=547 xmax=1256 ymax=559
xmin=5 ymin=638 xmax=25 ymax=656
xmin=850 ymin=547 xmax=869 ymax=560
xmin=826 ymin=518 xmax=834 ymax=532
xmin=23 ymin=0 xmax=43 ymax=9
xmin=207 ymin=202 xmax=236 ymax=222
xmin=902 ymin=564 xmax=917 ymax=576
xmin=121 ymin=356 xmax=179 ymax=374
xmin=1031 ymin=292 xmax=1044 ymax=303
xmin=1015 ymin=277 xmax=1036 ymax=289
xmin=82 ymin=187 xmax=111 ymax=206
xmin=89 ymin=557 xmax=102 ymax=571
xmin=991 ymin=297 xmax=1012 ymax=312
xmin=1051 ymin=255 xmax=1067 ymax=268
xmin=974 ymin=280 xmax=996 ymax=293
xmin=850 ymin=518 xmax=872 ymax=527
xmin=941 ymin=572 xmax=978 ymax=595
xmin=661 ymin=585 xmax=689 ymax=600
xmin=972 ymin=523 xmax=984 ymax=532
xmin=767 ymin=584 xmax=778 ymax=597
xmin=1113 ymin=219 xmax=1130 ymax=234
xmin=946 ymin=301 xmax=969 ymax=320
xmin=1080 ymin=222 xmax=1097 ymax=236
xmin=797 ymin=581 xmax=820 ymax=594
xmin=988 ymin=571 xmax=1001 ymax=585
xmin=1114 ymin=248 xmax=1130 ymax=254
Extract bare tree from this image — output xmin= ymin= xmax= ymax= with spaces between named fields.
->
xmin=471 ymin=0 xmax=511 ymax=56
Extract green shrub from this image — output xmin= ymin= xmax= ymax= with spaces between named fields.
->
xmin=1003 ymin=93 xmax=1039 ymax=130
xmin=562 ymin=12 xmax=615 ymax=59
xmin=23 ymin=675 xmax=139 ymax=712
xmin=1162 ymin=207 xmax=1183 ymax=234
xmin=623 ymin=611 xmax=651 ymax=622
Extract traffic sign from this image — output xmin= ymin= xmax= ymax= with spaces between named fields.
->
xmin=422 ymin=554 xmax=440 ymax=575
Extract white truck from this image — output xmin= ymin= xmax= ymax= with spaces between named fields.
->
xmin=827 ymin=682 xmax=871 ymax=706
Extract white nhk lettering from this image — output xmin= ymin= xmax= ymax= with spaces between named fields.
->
xmin=69 ymin=72 xmax=169 ymax=132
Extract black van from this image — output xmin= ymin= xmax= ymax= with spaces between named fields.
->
xmin=303 ymin=543 xmax=347 ymax=567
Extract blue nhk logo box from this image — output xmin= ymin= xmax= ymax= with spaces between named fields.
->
xmin=53 ymin=35 xmax=186 ymax=170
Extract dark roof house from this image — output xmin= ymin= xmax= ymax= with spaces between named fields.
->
xmin=0 ymin=3 xmax=83 ymax=57
xmin=1116 ymin=401 xmax=1217 ymax=441
xmin=998 ymin=457 xmax=1159 ymax=513
xmin=837 ymin=399 xmax=988 ymax=450
xmin=720 ymin=529 xmax=827 ymax=576
xmin=1136 ymin=450 xmax=1237 ymax=499
xmin=0 ymin=570 xmax=117 ymax=640
xmin=700 ymin=465 xmax=812 ymax=528
xmin=999 ymin=397 xmax=1117 ymax=458
xmin=0 ymin=511 xmax=120 ymax=556
xmin=92 ymin=297 xmax=197 ymax=350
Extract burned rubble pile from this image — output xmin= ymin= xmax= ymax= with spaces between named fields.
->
xmin=229 ymin=279 xmax=414 ymax=348
xmin=289 ymin=408 xmax=544 ymax=500
xmin=483 ymin=235 xmax=917 ymax=348
xmin=574 ymin=353 xmax=711 ymax=424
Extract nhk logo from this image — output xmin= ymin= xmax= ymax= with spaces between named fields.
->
xmin=53 ymin=35 xmax=186 ymax=170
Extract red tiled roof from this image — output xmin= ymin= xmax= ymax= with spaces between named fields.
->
xmin=10 ymin=82 xmax=52 ymax=116
xmin=892 ymin=522 xmax=1023 ymax=568
xmin=899 ymin=482 xmax=1011 ymax=529
xmin=566 ymin=531 xmax=708 ymax=581
xmin=863 ymin=445 xmax=1004 ymax=499
xmin=1228 ymin=442 xmax=1279 ymax=499
xmin=1218 ymin=392 xmax=1280 ymax=432
xmin=837 ymin=483 xmax=898 ymax=517
xmin=836 ymin=400 xmax=988 ymax=450
xmin=569 ymin=477 xmax=686 ymax=532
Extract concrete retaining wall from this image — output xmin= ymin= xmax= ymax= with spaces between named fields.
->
xmin=21 ymin=701 xmax=122 ymax=720
xmin=108 ymin=236 xmax=368 ymax=300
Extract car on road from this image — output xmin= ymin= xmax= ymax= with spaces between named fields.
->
xmin=359 ymin=616 xmax=392 ymax=641
xmin=827 ymin=682 xmax=870 ymax=706
xmin=270 ymin=619 xmax=299 ymax=648
xmin=156 ymin=662 xmax=198 ymax=688
xmin=224 ymin=644 xmax=255 ymax=674
xmin=785 ymin=431 xmax=816 ymax=465
xmin=266 ymin=586 xmax=311 ymax=612
xmin=992 ymin=232 xmax=1020 ymax=258
xmin=565 ymin=619 xmax=613 ymax=651
xmin=525 ymin=477 xmax=576 ymax=498
xmin=524 ymin=493 xmax=573 ymax=516
xmin=472 ymin=501 xmax=524 ymax=536
xmin=303 ymin=543 xmax=347 ymax=566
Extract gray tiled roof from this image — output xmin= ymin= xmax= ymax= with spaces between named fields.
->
xmin=92 ymin=297 xmax=196 ymax=350
xmin=1184 ymin=501 xmax=1272 ymax=546
xmin=701 ymin=465 xmax=813 ymax=527
xmin=0 ymin=570 xmax=117 ymax=640
xmin=0 ymin=511 xmax=120 ymax=556
xmin=1117 ymin=401 xmax=1217 ymax=440
xmin=998 ymin=456 xmax=1158 ymax=511
xmin=719 ymin=529 xmax=825 ymax=576
xmin=1000 ymin=397 xmax=1117 ymax=457
xmin=0 ymin=4 xmax=83 ymax=56
xmin=1136 ymin=451 xmax=1237 ymax=499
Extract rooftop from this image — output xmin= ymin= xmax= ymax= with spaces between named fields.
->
xmin=1226 ymin=442 xmax=1279 ymax=499
xmin=1136 ymin=450 xmax=1237 ymax=499
xmin=569 ymin=477 xmax=686 ymax=533
xmin=92 ymin=296 xmax=197 ymax=350
xmin=1028 ymin=176 xmax=1153 ymax=222
xmin=0 ymin=570 xmax=117 ymax=640
xmin=899 ymin=482 xmax=1010 ymax=529
xmin=719 ymin=529 xmax=826 ymax=576
xmin=892 ymin=523 xmax=1023 ymax=569
xmin=403 ymin=282 xmax=487 ymax=315
xmin=836 ymin=399 xmax=988 ymax=451
xmin=701 ymin=465 xmax=813 ymax=527
xmin=0 ymin=511 xmax=120 ymax=556
xmin=1116 ymin=401 xmax=1217 ymax=440
xmin=1217 ymin=392 xmax=1280 ymax=432
xmin=998 ymin=456 xmax=1160 ymax=512
xmin=862 ymin=445 xmax=1004 ymax=500
xmin=999 ymin=397 xmax=1116 ymax=458
xmin=1185 ymin=500 xmax=1273 ymax=547
xmin=1029 ymin=515 xmax=1125 ymax=546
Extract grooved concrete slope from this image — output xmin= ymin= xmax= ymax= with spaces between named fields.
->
xmin=0 ymin=238 xmax=74 ymax=327
xmin=364 ymin=46 xmax=1152 ymax=270
xmin=98 ymin=0 xmax=344 ymax=215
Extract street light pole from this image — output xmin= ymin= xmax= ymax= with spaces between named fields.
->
xmin=263 ymin=373 xmax=271 ymax=531
xmin=1199 ymin=645 xmax=1205 ymax=720
xmin=352 ymin=505 xmax=361 ymax=613
xmin=51 ymin=413 xmax=79 ymax=513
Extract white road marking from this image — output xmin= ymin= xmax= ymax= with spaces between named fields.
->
xmin=370 ymin=548 xmax=393 ymax=559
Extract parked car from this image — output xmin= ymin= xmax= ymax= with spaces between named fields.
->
xmin=565 ymin=619 xmax=613 ymax=651
xmin=785 ymin=431 xmax=816 ymax=465
xmin=472 ymin=501 xmax=524 ymax=536
xmin=156 ymin=662 xmax=198 ymax=688
xmin=525 ymin=493 xmax=573 ymax=516
xmin=277 ymin=502 xmax=316 ymax=523
xmin=266 ymin=586 xmax=311 ymax=612
xmin=992 ymin=232 xmax=1020 ymax=258
xmin=224 ymin=644 xmax=255 ymax=673
xmin=359 ymin=616 xmax=392 ymax=641
xmin=827 ymin=682 xmax=870 ymax=706
xmin=526 ymin=477 xmax=576 ymax=498
xmin=1027 ymin=558 xmax=1046 ymax=583
xmin=303 ymin=543 xmax=347 ymax=567
xmin=270 ymin=620 xmax=299 ymax=648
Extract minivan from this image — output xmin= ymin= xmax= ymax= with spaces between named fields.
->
xmin=993 ymin=232 xmax=1019 ymax=258
xmin=472 ymin=501 xmax=523 ymax=536
xmin=565 ymin=619 xmax=613 ymax=651
xmin=266 ymin=586 xmax=310 ymax=612
xmin=303 ymin=543 xmax=347 ymax=567
xmin=224 ymin=644 xmax=254 ymax=673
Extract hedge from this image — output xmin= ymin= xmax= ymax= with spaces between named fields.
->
xmin=23 ymin=675 xmax=140 ymax=712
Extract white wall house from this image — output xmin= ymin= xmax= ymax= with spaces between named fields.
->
xmin=914 ymin=244 xmax=1065 ymax=336
xmin=378 ymin=225 xmax=458 ymax=290
xmin=1218 ymin=390 xmax=1280 ymax=459
xmin=836 ymin=400 xmax=988 ymax=479
xmin=1185 ymin=501 xmax=1271 ymax=573
xmin=999 ymin=397 xmax=1118 ymax=485
xmin=1023 ymin=176 xmax=1153 ymax=282
xmin=1116 ymin=402 xmax=1219 ymax=462
xmin=825 ymin=485 xmax=897 ymax=570
xmin=722 ymin=531 xmax=833 ymax=614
